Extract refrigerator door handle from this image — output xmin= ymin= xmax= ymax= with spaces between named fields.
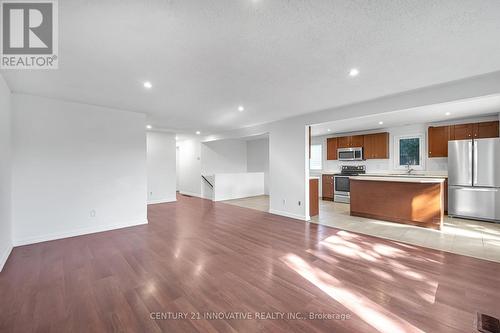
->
xmin=451 ymin=186 xmax=498 ymax=192
xmin=473 ymin=140 xmax=477 ymax=186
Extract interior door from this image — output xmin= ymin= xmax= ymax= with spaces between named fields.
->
xmin=474 ymin=138 xmax=500 ymax=187
xmin=448 ymin=140 xmax=472 ymax=186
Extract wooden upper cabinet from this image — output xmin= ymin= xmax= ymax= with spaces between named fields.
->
xmin=337 ymin=135 xmax=364 ymax=148
xmin=451 ymin=123 xmax=474 ymax=140
xmin=364 ymin=132 xmax=389 ymax=159
xmin=326 ymin=137 xmax=338 ymax=160
xmin=428 ymin=126 xmax=451 ymax=158
xmin=337 ymin=136 xmax=350 ymax=149
xmin=351 ymin=135 xmax=364 ymax=148
xmin=474 ymin=121 xmax=499 ymax=139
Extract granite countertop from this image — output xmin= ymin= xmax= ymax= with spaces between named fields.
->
xmin=350 ymin=175 xmax=446 ymax=183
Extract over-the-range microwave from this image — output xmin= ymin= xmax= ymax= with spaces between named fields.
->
xmin=337 ymin=147 xmax=363 ymax=161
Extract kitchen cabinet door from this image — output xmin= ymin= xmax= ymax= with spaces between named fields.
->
xmin=364 ymin=133 xmax=389 ymax=159
xmin=474 ymin=121 xmax=499 ymax=139
xmin=309 ymin=178 xmax=319 ymax=216
xmin=326 ymin=137 xmax=338 ymax=160
xmin=452 ymin=123 xmax=474 ymax=140
xmin=337 ymin=136 xmax=350 ymax=149
xmin=428 ymin=125 xmax=451 ymax=157
xmin=350 ymin=135 xmax=364 ymax=148
xmin=322 ymin=174 xmax=334 ymax=200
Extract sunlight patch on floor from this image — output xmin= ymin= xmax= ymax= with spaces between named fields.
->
xmin=281 ymin=253 xmax=426 ymax=333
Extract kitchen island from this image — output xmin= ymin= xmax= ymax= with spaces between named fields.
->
xmin=349 ymin=175 xmax=446 ymax=230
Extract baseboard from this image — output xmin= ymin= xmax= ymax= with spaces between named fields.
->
xmin=178 ymin=191 xmax=202 ymax=198
xmin=13 ymin=218 xmax=148 ymax=247
xmin=0 ymin=243 xmax=13 ymax=272
xmin=269 ymin=209 xmax=307 ymax=221
xmin=147 ymin=197 xmax=177 ymax=205
xmin=214 ymin=192 xmax=266 ymax=202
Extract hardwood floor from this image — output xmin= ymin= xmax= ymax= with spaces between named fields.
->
xmin=1 ymin=194 xmax=499 ymax=332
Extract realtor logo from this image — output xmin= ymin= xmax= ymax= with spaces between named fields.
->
xmin=1 ymin=0 xmax=58 ymax=69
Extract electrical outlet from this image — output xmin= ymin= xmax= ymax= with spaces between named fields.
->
xmin=282 ymin=199 xmax=286 ymax=206
xmin=298 ymin=201 xmax=301 ymax=206
xmin=90 ymin=209 xmax=96 ymax=218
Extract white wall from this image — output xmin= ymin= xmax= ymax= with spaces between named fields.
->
xmin=147 ymin=131 xmax=177 ymax=204
xmin=11 ymin=94 xmax=148 ymax=246
xmin=201 ymin=139 xmax=247 ymax=175
xmin=0 ymin=74 xmax=12 ymax=271
xmin=246 ymin=138 xmax=269 ymax=195
xmin=213 ymin=173 xmax=265 ymax=201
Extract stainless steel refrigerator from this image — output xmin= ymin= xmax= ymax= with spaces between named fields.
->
xmin=448 ymin=138 xmax=500 ymax=222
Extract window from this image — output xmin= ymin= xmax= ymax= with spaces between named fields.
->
xmin=310 ymin=144 xmax=322 ymax=170
xmin=394 ymin=134 xmax=425 ymax=170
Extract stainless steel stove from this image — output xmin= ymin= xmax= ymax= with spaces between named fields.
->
xmin=334 ymin=165 xmax=366 ymax=203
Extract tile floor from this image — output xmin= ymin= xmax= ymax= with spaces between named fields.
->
xmin=222 ymin=195 xmax=500 ymax=263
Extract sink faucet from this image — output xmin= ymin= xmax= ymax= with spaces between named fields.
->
xmin=406 ymin=162 xmax=414 ymax=175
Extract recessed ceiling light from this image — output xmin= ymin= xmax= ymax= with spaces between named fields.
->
xmin=146 ymin=125 xmax=152 ymax=129
xmin=238 ymin=105 xmax=245 ymax=112
xmin=196 ymin=131 xmax=201 ymax=135
xmin=327 ymin=129 xmax=331 ymax=132
xmin=143 ymin=81 xmax=152 ymax=89
xmin=445 ymin=112 xmax=451 ymax=116
xmin=349 ymin=68 xmax=360 ymax=77
xmin=378 ymin=121 xmax=384 ymax=125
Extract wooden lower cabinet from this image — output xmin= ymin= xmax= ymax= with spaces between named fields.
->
xmin=322 ymin=174 xmax=334 ymax=200
xmin=350 ymin=179 xmax=444 ymax=230
xmin=309 ymin=178 xmax=319 ymax=217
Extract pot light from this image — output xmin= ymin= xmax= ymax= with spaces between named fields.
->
xmin=378 ymin=121 xmax=384 ymax=125
xmin=445 ymin=112 xmax=451 ymax=116
xmin=196 ymin=131 xmax=201 ymax=135
xmin=349 ymin=68 xmax=359 ymax=77
xmin=143 ymin=81 xmax=152 ymax=89
xmin=238 ymin=105 xmax=245 ymax=112
xmin=327 ymin=129 xmax=331 ymax=132
xmin=146 ymin=125 xmax=152 ymax=129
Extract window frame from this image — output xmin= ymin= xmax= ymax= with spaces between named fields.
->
xmin=309 ymin=144 xmax=323 ymax=170
xmin=393 ymin=134 xmax=425 ymax=170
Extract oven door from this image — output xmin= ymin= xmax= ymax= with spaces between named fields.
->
xmin=334 ymin=176 xmax=350 ymax=195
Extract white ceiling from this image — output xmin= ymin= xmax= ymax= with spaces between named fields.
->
xmin=311 ymin=94 xmax=500 ymax=136
xmin=2 ymin=0 xmax=500 ymax=134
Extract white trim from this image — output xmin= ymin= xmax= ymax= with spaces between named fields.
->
xmin=147 ymin=197 xmax=177 ymax=205
xmin=393 ymin=133 xmax=426 ymax=170
xmin=13 ymin=219 xmax=148 ymax=247
xmin=0 ymin=243 xmax=13 ymax=272
xmin=269 ymin=209 xmax=307 ymax=221
xmin=178 ymin=190 xmax=202 ymax=198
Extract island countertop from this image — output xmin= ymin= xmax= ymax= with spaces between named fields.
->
xmin=350 ymin=175 xmax=446 ymax=183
